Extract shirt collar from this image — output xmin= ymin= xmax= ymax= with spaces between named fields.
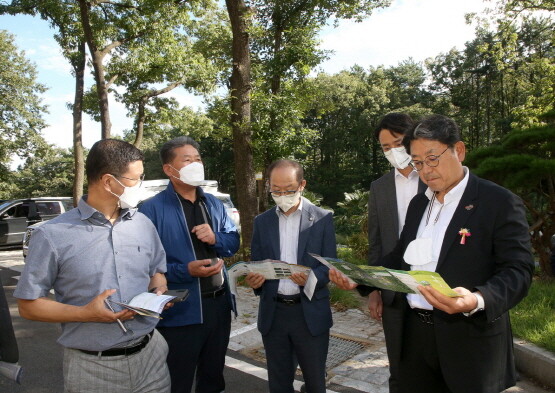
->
xmin=77 ymin=195 xmax=137 ymax=222
xmin=425 ymin=166 xmax=470 ymax=204
xmin=275 ymin=196 xmax=304 ymax=217
xmin=394 ymin=168 xmax=419 ymax=180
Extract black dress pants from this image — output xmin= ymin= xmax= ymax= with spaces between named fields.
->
xmin=262 ymin=301 xmax=329 ymax=393
xmin=398 ymin=305 xmax=453 ymax=393
xmin=158 ymin=293 xmax=231 ymax=393
xmin=381 ymin=293 xmax=405 ymax=393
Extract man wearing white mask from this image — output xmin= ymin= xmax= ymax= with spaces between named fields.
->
xmin=15 ymin=139 xmax=170 ymax=392
xmin=330 ymin=115 xmax=533 ymax=393
xmin=245 ymin=160 xmax=336 ymax=393
xmin=139 ymin=136 xmax=239 ymax=393
xmin=367 ymin=112 xmax=426 ymax=393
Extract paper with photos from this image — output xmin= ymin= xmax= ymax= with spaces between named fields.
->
xmin=309 ymin=253 xmax=461 ymax=297
xmin=228 ymin=260 xmax=312 ymax=297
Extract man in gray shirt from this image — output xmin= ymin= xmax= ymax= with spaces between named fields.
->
xmin=14 ymin=139 xmax=171 ymax=393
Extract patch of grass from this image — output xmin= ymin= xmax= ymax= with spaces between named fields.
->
xmin=329 ymin=285 xmax=362 ymax=311
xmin=510 ymin=277 xmax=555 ymax=353
xmin=337 ymin=247 xmax=367 ymax=266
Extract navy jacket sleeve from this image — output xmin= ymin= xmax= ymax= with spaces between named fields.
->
xmin=311 ymin=211 xmax=336 ymax=290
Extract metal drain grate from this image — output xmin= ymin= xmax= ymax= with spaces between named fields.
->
xmin=325 ymin=334 xmax=366 ymax=370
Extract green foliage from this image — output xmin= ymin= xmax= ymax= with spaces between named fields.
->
xmin=0 ymin=29 xmax=47 ymax=178
xmin=466 ymin=122 xmax=555 ymax=276
xmin=426 ymin=16 xmax=555 ymax=148
xmin=510 ymin=277 xmax=555 ymax=353
xmin=335 ymin=190 xmax=369 ymax=236
xmin=124 ymin=106 xmax=214 ymax=179
xmin=12 ymin=146 xmax=74 ymax=198
xmin=337 ymin=246 xmax=367 ymax=266
xmin=329 ymin=285 xmax=361 ymax=311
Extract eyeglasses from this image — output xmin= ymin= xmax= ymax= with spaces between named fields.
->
xmin=112 ymin=173 xmax=145 ymax=186
xmin=410 ymin=147 xmax=450 ymax=171
xmin=269 ymin=189 xmax=299 ymax=197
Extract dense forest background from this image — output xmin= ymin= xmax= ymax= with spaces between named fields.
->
xmin=0 ymin=0 xmax=553 ymax=275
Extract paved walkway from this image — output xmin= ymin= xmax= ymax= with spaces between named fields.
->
xmin=230 ymin=285 xmax=553 ymax=393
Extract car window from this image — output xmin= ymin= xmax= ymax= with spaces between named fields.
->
xmin=36 ymin=202 xmax=62 ymax=215
xmin=62 ymin=200 xmax=74 ymax=211
xmin=3 ymin=203 xmax=29 ymax=218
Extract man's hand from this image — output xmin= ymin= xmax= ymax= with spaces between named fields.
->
xmin=192 ymin=224 xmax=216 ymax=245
xmin=329 ymin=268 xmax=358 ymax=290
xmin=245 ymin=273 xmax=265 ymax=289
xmin=418 ymin=286 xmax=478 ymax=314
xmin=368 ymin=290 xmax=383 ymax=321
xmin=188 ymin=258 xmax=223 ymax=277
xmin=148 ymin=285 xmax=173 ymax=310
xmin=83 ymin=289 xmax=135 ymax=322
xmin=290 ymin=272 xmax=308 ymax=287
xmin=148 ymin=285 xmax=168 ymax=295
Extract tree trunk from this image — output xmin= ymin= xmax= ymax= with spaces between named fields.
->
xmin=78 ymin=0 xmax=111 ymax=139
xmin=72 ymin=41 xmax=86 ymax=207
xmin=226 ymin=0 xmax=257 ymax=254
xmin=134 ymin=96 xmax=148 ymax=148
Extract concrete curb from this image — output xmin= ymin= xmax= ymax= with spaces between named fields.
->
xmin=514 ymin=339 xmax=555 ymax=390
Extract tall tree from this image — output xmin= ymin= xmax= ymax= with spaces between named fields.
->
xmin=76 ymin=0 xmax=192 ymax=139
xmin=225 ymin=0 xmax=257 ymax=251
xmin=249 ymin=0 xmax=390 ymax=210
xmin=0 ymin=29 xmax=47 ymax=193
xmin=109 ymin=0 xmax=225 ymax=148
xmin=2 ymin=1 xmax=91 ymax=204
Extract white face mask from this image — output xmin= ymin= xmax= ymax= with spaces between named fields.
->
xmin=171 ymin=162 xmax=205 ymax=186
xmin=403 ymin=238 xmax=434 ymax=266
xmin=272 ymin=191 xmax=301 ymax=212
xmin=384 ymin=146 xmax=412 ymax=169
xmin=109 ymin=176 xmax=143 ymax=209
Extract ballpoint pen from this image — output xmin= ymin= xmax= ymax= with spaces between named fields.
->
xmin=104 ymin=298 xmax=128 ymax=333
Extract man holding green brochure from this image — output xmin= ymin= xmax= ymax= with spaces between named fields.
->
xmin=330 ymin=115 xmax=534 ymax=393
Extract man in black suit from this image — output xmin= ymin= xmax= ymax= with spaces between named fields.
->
xmin=331 ymin=115 xmax=534 ymax=393
xmin=367 ymin=113 xmax=426 ymax=393
xmin=245 ymin=159 xmax=336 ymax=393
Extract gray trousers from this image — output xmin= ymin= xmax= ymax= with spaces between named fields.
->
xmin=63 ymin=329 xmax=170 ymax=393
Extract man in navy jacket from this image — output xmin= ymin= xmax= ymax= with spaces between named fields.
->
xmin=140 ymin=136 xmax=239 ymax=393
xmin=245 ymin=160 xmax=336 ymax=393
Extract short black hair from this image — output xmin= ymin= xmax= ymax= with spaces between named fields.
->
xmin=267 ymin=159 xmax=304 ymax=183
xmin=160 ymin=136 xmax=200 ymax=164
xmin=374 ymin=112 xmax=414 ymax=140
xmin=403 ymin=115 xmax=461 ymax=154
xmin=86 ymin=139 xmax=144 ymax=183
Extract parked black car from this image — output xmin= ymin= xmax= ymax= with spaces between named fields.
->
xmin=0 ymin=198 xmax=73 ymax=248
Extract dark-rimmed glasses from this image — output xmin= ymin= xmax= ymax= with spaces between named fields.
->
xmin=112 ymin=173 xmax=145 ymax=186
xmin=410 ymin=147 xmax=450 ymax=171
xmin=269 ymin=189 xmax=299 ymax=197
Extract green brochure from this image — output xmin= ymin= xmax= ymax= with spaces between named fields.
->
xmin=310 ymin=253 xmax=461 ymax=297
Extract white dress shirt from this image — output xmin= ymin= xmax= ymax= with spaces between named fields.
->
xmin=394 ymin=168 xmax=421 ymax=236
xmin=407 ymin=167 xmax=470 ymax=310
xmin=276 ymin=199 xmax=303 ymax=295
